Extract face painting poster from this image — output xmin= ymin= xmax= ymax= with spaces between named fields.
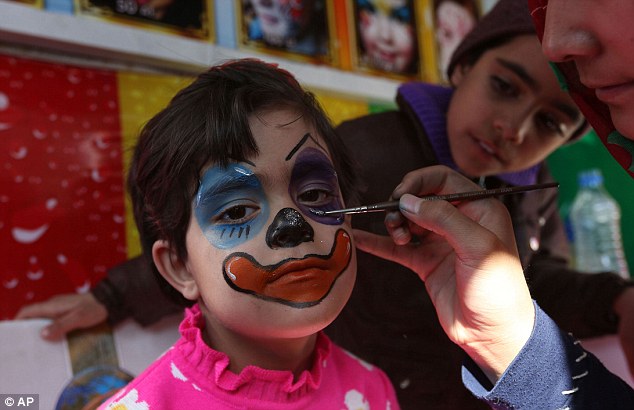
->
xmin=347 ymin=0 xmax=439 ymax=82
xmin=75 ymin=0 xmax=214 ymax=40
xmin=237 ymin=0 xmax=337 ymax=65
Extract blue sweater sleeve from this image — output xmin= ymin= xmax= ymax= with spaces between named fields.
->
xmin=462 ymin=301 xmax=634 ymax=409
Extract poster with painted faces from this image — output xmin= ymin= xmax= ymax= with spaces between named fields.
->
xmin=433 ymin=0 xmax=480 ymax=81
xmin=238 ymin=0 xmax=336 ymax=65
xmin=5 ymin=0 xmax=42 ymax=6
xmin=349 ymin=0 xmax=438 ymax=81
xmin=76 ymin=0 xmax=214 ymax=40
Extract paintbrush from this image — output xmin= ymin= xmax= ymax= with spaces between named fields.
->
xmin=311 ymin=182 xmax=559 ymax=216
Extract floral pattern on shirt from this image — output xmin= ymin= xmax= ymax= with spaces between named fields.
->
xmin=103 ymin=389 xmax=149 ymax=410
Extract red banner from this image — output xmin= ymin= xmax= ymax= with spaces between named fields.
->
xmin=0 ymin=55 xmax=126 ymax=319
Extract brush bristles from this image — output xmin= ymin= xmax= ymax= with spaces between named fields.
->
xmin=309 ymin=208 xmax=326 ymax=216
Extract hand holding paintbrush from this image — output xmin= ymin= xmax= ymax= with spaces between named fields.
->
xmin=311 ymin=182 xmax=559 ymax=216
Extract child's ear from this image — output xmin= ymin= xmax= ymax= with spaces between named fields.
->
xmin=450 ymin=63 xmax=471 ymax=87
xmin=152 ymin=240 xmax=199 ymax=301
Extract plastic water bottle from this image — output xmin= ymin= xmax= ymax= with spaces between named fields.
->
xmin=569 ymin=169 xmax=629 ymax=279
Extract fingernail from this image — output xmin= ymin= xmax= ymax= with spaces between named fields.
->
xmin=41 ymin=328 xmax=50 ymax=338
xmin=385 ymin=211 xmax=402 ymax=227
xmin=399 ymin=194 xmax=418 ymax=214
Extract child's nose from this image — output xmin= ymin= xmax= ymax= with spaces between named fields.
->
xmin=493 ymin=117 xmax=525 ymax=144
xmin=266 ymin=207 xmax=314 ymax=249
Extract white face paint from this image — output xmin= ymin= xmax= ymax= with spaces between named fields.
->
xmin=181 ymin=107 xmax=356 ymax=342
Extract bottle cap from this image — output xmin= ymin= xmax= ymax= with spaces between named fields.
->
xmin=578 ymin=169 xmax=603 ymax=188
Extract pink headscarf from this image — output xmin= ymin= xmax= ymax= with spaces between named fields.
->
xmin=529 ymin=0 xmax=634 ymax=178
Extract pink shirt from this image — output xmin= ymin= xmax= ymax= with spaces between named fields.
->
xmin=99 ymin=304 xmax=399 ymax=409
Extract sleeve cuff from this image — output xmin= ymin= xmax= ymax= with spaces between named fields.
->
xmin=462 ymin=301 xmax=583 ymax=409
xmin=91 ymin=275 xmax=131 ymax=326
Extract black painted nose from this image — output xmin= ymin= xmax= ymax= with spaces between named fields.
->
xmin=266 ymin=208 xmax=314 ymax=249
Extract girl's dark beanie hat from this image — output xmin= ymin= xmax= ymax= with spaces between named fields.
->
xmin=446 ymin=0 xmax=536 ymax=80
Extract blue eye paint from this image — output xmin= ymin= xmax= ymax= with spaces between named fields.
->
xmin=391 ymin=6 xmax=411 ymax=24
xmin=194 ymin=164 xmax=270 ymax=249
xmin=289 ymin=148 xmax=344 ymax=226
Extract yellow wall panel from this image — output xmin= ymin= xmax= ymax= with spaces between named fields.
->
xmin=117 ymin=72 xmax=192 ymax=258
xmin=312 ymin=89 xmax=372 ymax=126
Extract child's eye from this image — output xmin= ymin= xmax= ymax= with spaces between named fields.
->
xmin=298 ymin=188 xmax=334 ymax=206
xmin=536 ymin=112 xmax=565 ymax=136
xmin=214 ymin=204 xmax=259 ymax=224
xmin=491 ymin=75 xmax=518 ymax=98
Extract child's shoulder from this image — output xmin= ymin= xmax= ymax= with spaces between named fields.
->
xmin=321 ymin=335 xmax=400 ymax=408
xmin=329 ymin=342 xmax=377 ymax=372
xmin=97 ymin=344 xmax=184 ymax=409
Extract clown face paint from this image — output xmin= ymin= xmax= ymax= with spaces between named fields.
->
xmin=194 ymin=164 xmax=270 ymax=250
xmin=181 ymin=108 xmax=356 ymax=344
xmin=289 ymin=146 xmax=344 ymax=226
xmin=224 ymin=229 xmax=352 ymax=308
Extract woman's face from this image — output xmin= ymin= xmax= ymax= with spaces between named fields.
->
xmin=357 ymin=0 xmax=416 ymax=73
xmin=173 ymin=107 xmax=356 ymax=341
xmin=541 ymin=0 xmax=634 ymax=140
xmin=447 ymin=35 xmax=584 ymax=177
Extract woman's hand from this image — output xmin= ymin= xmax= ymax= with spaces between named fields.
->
xmin=353 ymin=166 xmax=535 ymax=382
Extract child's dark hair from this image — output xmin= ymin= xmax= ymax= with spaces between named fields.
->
xmin=128 ymin=59 xmax=359 ymax=305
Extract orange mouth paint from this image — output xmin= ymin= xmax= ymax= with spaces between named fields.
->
xmin=223 ymin=229 xmax=352 ymax=307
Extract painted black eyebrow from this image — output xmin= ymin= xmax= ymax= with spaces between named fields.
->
xmin=285 ymin=133 xmax=327 ymax=161
xmin=497 ymin=58 xmax=581 ymax=122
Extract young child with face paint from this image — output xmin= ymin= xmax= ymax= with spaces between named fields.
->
xmin=97 ymin=59 xmax=398 ymax=409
